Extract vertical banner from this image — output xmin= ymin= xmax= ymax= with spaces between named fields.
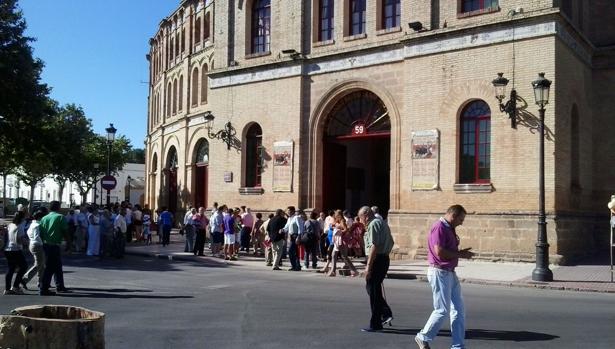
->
xmin=272 ymin=141 xmax=294 ymax=192
xmin=411 ymin=129 xmax=440 ymax=190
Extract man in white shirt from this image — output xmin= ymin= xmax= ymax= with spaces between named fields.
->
xmin=282 ymin=206 xmax=304 ymax=271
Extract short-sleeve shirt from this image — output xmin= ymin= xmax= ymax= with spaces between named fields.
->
xmin=364 ymin=218 xmax=394 ymax=256
xmin=427 ymin=218 xmax=459 ymax=270
xmin=224 ymin=214 xmax=235 ymax=235
xmin=241 ymin=213 xmax=254 ymax=228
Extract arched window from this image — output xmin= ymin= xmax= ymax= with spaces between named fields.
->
xmin=204 ymin=13 xmax=211 ymax=40
xmin=178 ymin=75 xmax=184 ymax=112
xmin=166 ymin=146 xmax=179 ymax=169
xmin=459 ymin=100 xmax=491 ymax=183
xmin=251 ymin=0 xmax=271 ymax=54
xmin=194 ymin=18 xmax=201 ymax=45
xmin=172 ymin=79 xmax=178 ymax=114
xmin=175 ymin=32 xmax=180 ymax=57
xmin=245 ymin=123 xmax=263 ymax=187
xmin=170 ymin=37 xmax=174 ymax=61
xmin=191 ymin=67 xmax=199 ymax=107
xmin=166 ymin=82 xmax=172 ymax=116
xmin=194 ymin=139 xmax=209 ymax=165
xmin=349 ymin=0 xmax=366 ymax=36
xmin=201 ymin=65 xmax=208 ymax=104
xmin=152 ymin=153 xmax=158 ymax=172
xmin=318 ymin=0 xmax=334 ymax=41
xmin=181 ymin=28 xmax=185 ymax=53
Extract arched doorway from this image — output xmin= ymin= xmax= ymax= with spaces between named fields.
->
xmin=322 ymin=90 xmax=390 ymax=217
xmin=166 ymin=146 xmax=179 ymax=213
xmin=193 ymin=139 xmax=209 ymax=209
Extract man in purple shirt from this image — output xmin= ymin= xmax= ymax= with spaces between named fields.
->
xmin=415 ymin=205 xmax=474 ymax=349
xmin=223 ymin=206 xmax=238 ymax=261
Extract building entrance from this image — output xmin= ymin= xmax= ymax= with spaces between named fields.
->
xmin=322 ymin=90 xmax=391 ymax=217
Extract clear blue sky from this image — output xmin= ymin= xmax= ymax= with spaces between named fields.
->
xmin=19 ymin=0 xmax=179 ymax=148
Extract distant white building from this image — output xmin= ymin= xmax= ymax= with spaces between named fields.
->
xmin=0 ymin=163 xmax=145 ymax=210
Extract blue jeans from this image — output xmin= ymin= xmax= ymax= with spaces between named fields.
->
xmin=417 ymin=268 xmax=465 ymax=349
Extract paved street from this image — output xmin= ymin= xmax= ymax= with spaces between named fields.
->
xmin=1 ymin=254 xmax=614 ymax=349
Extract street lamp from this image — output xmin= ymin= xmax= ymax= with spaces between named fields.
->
xmin=492 ymin=73 xmax=517 ymax=128
xmin=531 ymin=72 xmax=553 ymax=282
xmin=105 ymin=123 xmax=117 ymax=206
xmin=126 ymin=175 xmax=132 ymax=202
xmin=93 ymin=163 xmax=99 ymax=205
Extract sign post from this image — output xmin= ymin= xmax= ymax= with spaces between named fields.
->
xmin=101 ymin=175 xmax=117 ymax=207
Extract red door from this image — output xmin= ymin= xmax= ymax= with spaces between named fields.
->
xmin=168 ymin=169 xmax=178 ymax=214
xmin=194 ymin=165 xmax=208 ymax=209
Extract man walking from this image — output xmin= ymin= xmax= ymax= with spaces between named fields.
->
xmin=415 ymin=205 xmax=474 ymax=349
xmin=267 ymin=209 xmax=287 ymax=270
xmin=39 ymin=201 xmax=69 ymax=296
xmin=358 ymin=206 xmax=394 ymax=332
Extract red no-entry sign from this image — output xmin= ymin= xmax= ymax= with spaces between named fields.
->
xmin=101 ymin=175 xmax=117 ymax=190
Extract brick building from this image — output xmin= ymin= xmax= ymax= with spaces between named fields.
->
xmin=145 ymin=0 xmax=615 ymax=264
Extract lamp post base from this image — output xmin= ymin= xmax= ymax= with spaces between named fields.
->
xmin=532 ymin=267 xmax=553 ymax=282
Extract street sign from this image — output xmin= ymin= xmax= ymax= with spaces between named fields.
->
xmin=101 ymin=175 xmax=117 ymax=190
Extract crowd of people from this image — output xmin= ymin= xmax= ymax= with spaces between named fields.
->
xmin=0 ymin=200 xmax=152 ymax=296
xmin=178 ymin=202 xmax=388 ymax=276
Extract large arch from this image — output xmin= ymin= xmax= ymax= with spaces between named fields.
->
xmin=191 ymin=138 xmax=210 ymax=209
xmin=308 ymin=79 xmax=401 ymax=214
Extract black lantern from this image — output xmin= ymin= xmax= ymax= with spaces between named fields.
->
xmin=105 ymin=123 xmax=117 ymax=206
xmin=492 ymin=73 xmax=517 ymax=128
xmin=203 ymin=112 xmax=239 ymax=151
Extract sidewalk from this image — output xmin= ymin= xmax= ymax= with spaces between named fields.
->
xmin=125 ymin=232 xmax=615 ymax=294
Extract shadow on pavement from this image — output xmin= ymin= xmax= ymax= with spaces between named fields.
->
xmin=380 ymin=328 xmax=559 ymax=342
xmin=53 ymin=288 xmax=193 ymax=300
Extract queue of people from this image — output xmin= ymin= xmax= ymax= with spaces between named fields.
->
xmin=1 ymin=200 xmax=154 ymax=296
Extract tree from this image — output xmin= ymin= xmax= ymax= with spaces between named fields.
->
xmin=0 ymin=0 xmax=50 ymax=164
xmin=68 ymin=134 xmax=132 ymax=205
xmin=47 ymin=103 xmax=94 ymax=201
xmin=127 ymin=148 xmax=145 ymax=164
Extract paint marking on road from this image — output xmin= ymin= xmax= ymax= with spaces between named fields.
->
xmin=205 ymin=284 xmax=230 ymax=290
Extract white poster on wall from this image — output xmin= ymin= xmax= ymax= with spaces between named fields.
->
xmin=411 ymin=129 xmax=440 ymax=190
xmin=272 ymin=141 xmax=294 ymax=192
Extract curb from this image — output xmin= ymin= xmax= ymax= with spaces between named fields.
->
xmin=125 ymin=249 xmax=615 ymax=294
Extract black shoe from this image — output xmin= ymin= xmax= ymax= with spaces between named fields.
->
xmin=272 ymin=266 xmax=281 ymax=270
xmin=56 ymin=287 xmax=71 ymax=293
xmin=361 ymin=327 xmax=382 ymax=333
xmin=20 ymin=280 xmax=28 ymax=290
xmin=382 ymin=316 xmax=394 ymax=327
xmin=40 ymin=290 xmax=56 ymax=296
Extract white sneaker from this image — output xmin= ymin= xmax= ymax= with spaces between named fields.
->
xmin=414 ymin=336 xmax=430 ymax=349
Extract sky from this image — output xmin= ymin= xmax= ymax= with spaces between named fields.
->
xmin=19 ymin=0 xmax=180 ymax=148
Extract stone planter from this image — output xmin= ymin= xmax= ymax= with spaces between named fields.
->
xmin=0 ymin=305 xmax=105 ymax=349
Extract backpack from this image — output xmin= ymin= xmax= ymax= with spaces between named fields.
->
xmin=300 ymin=220 xmax=318 ymax=245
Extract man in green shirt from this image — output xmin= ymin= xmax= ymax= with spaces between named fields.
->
xmin=359 ymin=205 xmax=394 ymax=332
xmin=39 ymin=201 xmax=69 ymax=296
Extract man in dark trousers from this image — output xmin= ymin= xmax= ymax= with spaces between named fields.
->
xmin=266 ymin=209 xmax=287 ymax=270
xmin=358 ymin=206 xmax=394 ymax=332
xmin=39 ymin=201 xmax=69 ymax=296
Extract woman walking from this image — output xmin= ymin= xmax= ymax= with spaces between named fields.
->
xmin=22 ymin=208 xmax=49 ymax=290
xmin=328 ymin=210 xmax=358 ymax=277
xmin=4 ymin=212 xmax=28 ymax=295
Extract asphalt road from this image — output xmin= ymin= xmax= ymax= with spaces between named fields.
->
xmin=1 ymin=254 xmax=614 ymax=349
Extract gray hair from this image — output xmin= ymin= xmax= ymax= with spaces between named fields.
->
xmin=370 ymin=206 xmax=379 ymax=214
xmin=358 ymin=206 xmax=374 ymax=219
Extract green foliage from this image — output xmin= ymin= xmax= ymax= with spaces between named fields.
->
xmin=0 ymin=0 xmax=50 ymax=166
xmin=127 ymin=148 xmax=145 ymax=164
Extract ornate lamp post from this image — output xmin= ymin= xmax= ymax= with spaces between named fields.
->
xmin=492 ymin=73 xmax=518 ymax=128
xmin=531 ymin=72 xmax=553 ymax=282
xmin=126 ymin=175 xmax=132 ymax=202
xmin=105 ymin=123 xmax=117 ymax=206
